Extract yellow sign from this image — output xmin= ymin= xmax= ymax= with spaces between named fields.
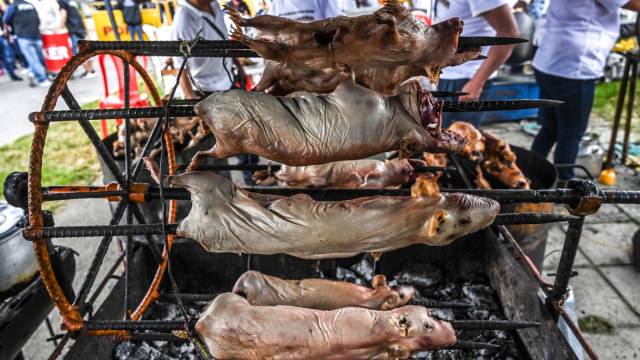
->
xmin=91 ymin=2 xmax=163 ymax=41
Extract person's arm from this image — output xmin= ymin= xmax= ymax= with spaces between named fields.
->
xmin=57 ymin=2 xmax=67 ymax=32
xmin=622 ymin=0 xmax=640 ymax=11
xmin=179 ymin=69 xmax=197 ymax=99
xmin=459 ymin=4 xmax=519 ymax=101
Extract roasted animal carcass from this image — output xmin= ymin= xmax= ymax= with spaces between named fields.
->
xmin=483 ymin=131 xmax=530 ymax=189
xmin=233 ymin=271 xmax=415 ymax=311
xmin=145 ymin=161 xmax=499 ymax=258
xmin=195 ymin=292 xmax=457 ymax=359
xmin=253 ymin=158 xmax=426 ymax=189
xmin=187 ymin=78 xmax=466 ymax=170
xmin=448 ymin=122 xmax=485 ymax=162
xmin=226 ymin=1 xmax=479 ymax=85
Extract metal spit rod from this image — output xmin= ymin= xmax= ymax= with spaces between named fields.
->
xmin=22 ymin=213 xmax=579 ymax=239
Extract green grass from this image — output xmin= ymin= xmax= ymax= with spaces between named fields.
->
xmin=0 ymin=99 xmax=106 ymax=213
xmin=578 ymin=315 xmax=615 ymax=334
xmin=592 ymin=80 xmax=640 ymax=136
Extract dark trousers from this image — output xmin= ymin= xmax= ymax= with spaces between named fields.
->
xmin=531 ymin=69 xmax=596 ymax=181
xmin=437 ymin=78 xmax=494 ymax=129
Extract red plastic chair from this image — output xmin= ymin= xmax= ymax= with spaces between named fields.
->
xmin=98 ymin=54 xmax=150 ymax=138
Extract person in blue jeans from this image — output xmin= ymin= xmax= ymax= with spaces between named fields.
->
xmin=57 ymin=0 xmax=96 ymax=78
xmin=530 ymin=0 xmax=640 ymax=183
xmin=116 ymin=0 xmax=143 ymax=41
xmin=2 ymin=0 xmax=50 ymax=87
xmin=0 ymin=5 xmax=22 ymax=80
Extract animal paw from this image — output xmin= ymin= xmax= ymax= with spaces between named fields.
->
xmin=223 ymin=5 xmax=245 ymax=27
xmin=230 ymin=26 xmax=245 ymax=42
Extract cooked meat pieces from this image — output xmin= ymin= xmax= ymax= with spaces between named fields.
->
xmin=226 ymin=0 xmax=479 ymax=85
xmin=187 ymin=78 xmax=465 ymax=170
xmin=149 ymin=166 xmax=499 ymax=258
xmin=483 ymin=131 xmax=530 ymax=189
xmin=195 ymin=292 xmax=457 ymax=360
xmin=233 ymin=271 xmax=415 ymax=311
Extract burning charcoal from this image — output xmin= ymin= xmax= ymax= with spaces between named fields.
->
xmin=336 ymin=266 xmax=360 ymax=283
xmin=430 ymin=308 xmax=455 ymax=321
xmin=468 ymin=309 xmax=490 ymax=320
xmin=350 ymin=257 xmax=375 ymax=282
xmin=113 ymin=341 xmax=172 ymax=360
xmin=393 ymin=260 xmax=443 ymax=289
xmin=461 ymin=284 xmax=494 ymax=306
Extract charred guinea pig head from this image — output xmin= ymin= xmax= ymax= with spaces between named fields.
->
xmin=387 ymin=306 xmax=457 ymax=354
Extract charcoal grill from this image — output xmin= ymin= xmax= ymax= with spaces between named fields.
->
xmin=5 ymin=38 xmax=640 ymax=360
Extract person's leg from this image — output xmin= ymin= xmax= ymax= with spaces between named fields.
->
xmin=553 ymin=78 xmax=596 ymax=180
xmin=1 ymin=38 xmax=17 ymax=79
xmin=531 ymin=69 xmax=559 ymax=158
xmin=71 ymin=34 xmax=95 ymax=74
xmin=135 ymin=25 xmax=144 ymax=41
xmin=127 ymin=25 xmax=135 ymax=40
xmin=17 ymin=38 xmax=47 ymax=83
xmin=10 ymin=38 xmax=28 ymax=69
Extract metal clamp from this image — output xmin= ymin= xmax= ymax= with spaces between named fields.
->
xmin=564 ymin=179 xmax=602 ymax=216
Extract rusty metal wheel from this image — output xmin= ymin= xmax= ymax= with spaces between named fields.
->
xmin=26 ymin=48 xmax=177 ymax=337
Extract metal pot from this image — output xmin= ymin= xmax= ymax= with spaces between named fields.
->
xmin=0 ymin=201 xmax=39 ymax=294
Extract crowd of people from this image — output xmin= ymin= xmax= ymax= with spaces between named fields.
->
xmin=0 ymin=0 xmax=96 ymax=86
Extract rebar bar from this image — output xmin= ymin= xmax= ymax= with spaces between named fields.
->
xmin=449 ymin=320 xmax=540 ymax=331
xmin=79 ymin=40 xmax=258 ymax=57
xmin=549 ymin=217 xmax=585 ymax=305
xmin=447 ymin=341 xmax=500 ymax=350
xmin=82 ymin=320 xmax=185 ymax=331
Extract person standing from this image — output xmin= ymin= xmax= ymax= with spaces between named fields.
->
xmin=2 ymin=0 xmax=51 ymax=86
xmin=116 ymin=0 xmax=143 ymax=41
xmin=225 ymin=0 xmax=250 ymax=16
xmin=0 ymin=2 xmax=22 ymax=80
xmin=57 ymin=0 xmax=95 ymax=78
xmin=434 ymin=0 xmax=519 ymax=128
xmin=28 ymin=0 xmax=60 ymax=32
xmin=530 ymin=0 xmax=640 ymax=183
xmin=171 ymin=0 xmax=247 ymax=181
xmin=267 ymin=0 xmax=342 ymax=22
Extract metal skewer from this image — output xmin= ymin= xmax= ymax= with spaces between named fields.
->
xmin=446 ymin=341 xmax=500 ymax=350
xmin=410 ymin=297 xmax=473 ymax=309
xmin=449 ymin=320 xmax=540 ymax=331
xmin=30 ymin=99 xmax=564 ymax=123
xmin=458 ymin=36 xmax=528 ymax=48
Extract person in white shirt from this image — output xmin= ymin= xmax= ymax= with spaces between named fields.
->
xmin=28 ymin=0 xmax=60 ymax=32
xmin=171 ymin=0 xmax=247 ymax=181
xmin=530 ymin=0 xmax=640 ymax=182
xmin=434 ymin=0 xmax=519 ymax=128
xmin=268 ymin=0 xmax=342 ymax=22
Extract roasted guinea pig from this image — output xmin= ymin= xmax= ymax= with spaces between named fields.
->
xmin=194 ymin=292 xmax=457 ymax=359
xmin=483 ymin=131 xmax=530 ymax=189
xmin=253 ymin=158 xmax=427 ymax=189
xmin=228 ymin=0 xmax=480 ymax=93
xmin=187 ymin=78 xmax=466 ymax=170
xmin=233 ymin=271 xmax=415 ymax=311
xmin=145 ymin=161 xmax=499 ymax=259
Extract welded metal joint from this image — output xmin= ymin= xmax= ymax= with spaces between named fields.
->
xmin=564 ymin=179 xmax=602 ymax=216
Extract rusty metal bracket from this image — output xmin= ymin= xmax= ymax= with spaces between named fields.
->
xmin=564 ymin=179 xmax=602 ymax=216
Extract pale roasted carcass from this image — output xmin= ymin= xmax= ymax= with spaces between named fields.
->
xmin=253 ymin=158 xmax=427 ymax=189
xmin=194 ymin=292 xmax=457 ymax=359
xmin=228 ymin=0 xmax=481 ymax=89
xmin=187 ymin=78 xmax=466 ymax=171
xmin=145 ymin=160 xmax=499 ymax=259
xmin=233 ymin=271 xmax=415 ymax=310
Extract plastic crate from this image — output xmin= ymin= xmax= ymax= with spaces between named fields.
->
xmin=485 ymin=75 xmax=540 ymax=122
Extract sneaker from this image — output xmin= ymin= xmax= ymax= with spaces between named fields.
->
xmin=0 ymin=69 xmax=5 ymax=76
xmin=28 ymin=73 xmax=36 ymax=87
xmin=19 ymin=68 xmax=29 ymax=76
xmin=37 ymin=79 xmax=52 ymax=87
xmin=80 ymin=71 xmax=97 ymax=79
xmin=11 ymin=76 xmax=23 ymax=81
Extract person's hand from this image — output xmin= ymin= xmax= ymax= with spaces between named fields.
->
xmin=2 ymin=30 xmax=8 ymax=39
xmin=458 ymin=80 xmax=483 ymax=102
xmin=52 ymin=25 xmax=63 ymax=33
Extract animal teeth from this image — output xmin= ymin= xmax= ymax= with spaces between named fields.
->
xmin=427 ymin=123 xmax=438 ymax=129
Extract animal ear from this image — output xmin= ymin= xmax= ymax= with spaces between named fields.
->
xmin=426 ymin=210 xmax=447 ymax=237
xmin=372 ymin=274 xmax=388 ymax=290
xmin=380 ymin=293 xmax=399 ymax=310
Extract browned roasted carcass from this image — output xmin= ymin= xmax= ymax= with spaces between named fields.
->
xmin=195 ymin=292 xmax=457 ymax=359
xmin=483 ymin=131 xmax=530 ymax=189
xmin=226 ymin=1 xmax=471 ymax=73
xmin=233 ymin=271 xmax=415 ymax=311
xmin=145 ymin=161 xmax=499 ymax=258
xmin=187 ymin=78 xmax=466 ymax=170
xmin=448 ymin=122 xmax=485 ymax=162
xmin=253 ymin=158 xmax=425 ymax=189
